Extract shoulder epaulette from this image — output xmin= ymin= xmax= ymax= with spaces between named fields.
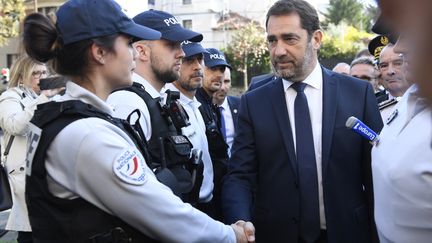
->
xmin=379 ymin=98 xmax=398 ymax=110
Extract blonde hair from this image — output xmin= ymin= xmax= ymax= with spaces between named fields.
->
xmin=8 ymin=55 xmax=45 ymax=88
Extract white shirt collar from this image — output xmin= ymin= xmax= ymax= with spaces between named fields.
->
xmin=221 ymin=97 xmax=229 ymax=110
xmin=282 ymin=62 xmax=322 ymax=91
xmin=59 ymin=81 xmax=114 ymax=115
xmin=165 ymin=83 xmax=201 ymax=110
xmin=132 ymin=72 xmax=164 ymax=99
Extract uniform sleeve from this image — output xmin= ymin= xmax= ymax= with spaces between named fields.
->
xmin=0 ymin=90 xmax=48 ymax=135
xmin=45 ymin=118 xmax=235 ymax=243
xmin=107 ymin=90 xmax=152 ymax=141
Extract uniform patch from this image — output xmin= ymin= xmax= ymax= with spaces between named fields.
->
xmin=113 ymin=148 xmax=147 ymax=185
xmin=26 ymin=123 xmax=42 ymax=176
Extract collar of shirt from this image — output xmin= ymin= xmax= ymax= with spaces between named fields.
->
xmin=165 ymin=83 xmax=202 ymax=110
xmin=282 ymin=63 xmax=322 ymax=91
xmin=132 ymin=72 xmax=164 ymax=99
xmin=221 ymin=97 xmax=229 ymax=111
xmin=59 ymin=81 xmax=114 ymax=115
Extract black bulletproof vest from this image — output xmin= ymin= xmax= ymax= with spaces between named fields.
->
xmin=115 ymin=83 xmax=195 ymax=200
xmin=26 ymin=100 xmax=158 ymax=243
xmin=195 ymin=88 xmax=228 ymax=162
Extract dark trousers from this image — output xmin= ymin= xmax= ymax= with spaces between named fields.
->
xmin=17 ymin=231 xmax=33 ymax=243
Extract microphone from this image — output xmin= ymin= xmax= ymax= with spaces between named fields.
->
xmin=345 ymin=116 xmax=379 ymax=144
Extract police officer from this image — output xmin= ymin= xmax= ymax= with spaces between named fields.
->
xmin=22 ymin=0 xmax=255 ymax=242
xmin=371 ymin=10 xmax=432 ymax=243
xmin=107 ymin=10 xmax=204 ymax=203
xmin=165 ymin=41 xmax=216 ymax=213
xmin=368 ymin=35 xmax=391 ymax=103
xmin=195 ymin=48 xmax=231 ymax=220
xmin=368 ymin=35 xmax=411 ymax=121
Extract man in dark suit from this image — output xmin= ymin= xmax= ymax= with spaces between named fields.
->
xmin=214 ymin=68 xmax=240 ymax=156
xmin=248 ymin=73 xmax=275 ymax=91
xmin=222 ymin=1 xmax=383 ymax=243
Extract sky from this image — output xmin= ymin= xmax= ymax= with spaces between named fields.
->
xmin=114 ymin=0 xmax=377 ymax=18
xmin=115 ymin=0 xmax=148 ymax=17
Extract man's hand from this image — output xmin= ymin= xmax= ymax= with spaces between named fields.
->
xmin=231 ymin=220 xmax=255 ymax=243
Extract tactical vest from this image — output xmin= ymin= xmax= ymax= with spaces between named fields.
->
xmin=26 ymin=100 xmax=158 ymax=243
xmin=196 ymin=90 xmax=229 ymax=220
xmin=116 ymin=82 xmax=202 ymax=203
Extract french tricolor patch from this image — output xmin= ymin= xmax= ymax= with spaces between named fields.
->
xmin=113 ymin=148 xmax=146 ymax=185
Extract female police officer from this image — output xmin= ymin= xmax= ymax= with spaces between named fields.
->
xmin=22 ymin=0 xmax=254 ymax=242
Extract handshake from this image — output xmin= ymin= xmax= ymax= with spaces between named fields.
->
xmin=231 ymin=220 xmax=255 ymax=243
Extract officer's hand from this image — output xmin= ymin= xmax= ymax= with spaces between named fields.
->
xmin=41 ymin=87 xmax=65 ymax=98
xmin=231 ymin=220 xmax=255 ymax=243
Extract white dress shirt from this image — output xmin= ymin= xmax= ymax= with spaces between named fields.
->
xmin=165 ymin=83 xmax=214 ymax=202
xmin=220 ymin=98 xmax=235 ymax=156
xmin=282 ymin=63 xmax=325 ymax=229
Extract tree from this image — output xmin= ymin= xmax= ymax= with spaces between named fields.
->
xmin=223 ymin=22 xmax=270 ymax=90
xmin=323 ymin=0 xmax=367 ymax=30
xmin=319 ymin=22 xmax=373 ymax=67
xmin=0 ymin=0 xmax=26 ymax=46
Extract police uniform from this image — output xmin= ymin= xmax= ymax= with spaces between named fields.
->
xmin=372 ymin=84 xmax=432 ymax=243
xmin=165 ymin=83 xmax=214 ymax=203
xmin=378 ymin=96 xmax=399 ymax=121
xmin=107 ymin=73 xmax=156 ymax=141
xmin=29 ymin=81 xmax=236 ymax=242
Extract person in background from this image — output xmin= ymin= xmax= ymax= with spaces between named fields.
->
xmin=376 ymin=0 xmax=432 ymax=103
xmin=349 ymin=56 xmax=380 ymax=91
xmin=0 ymin=56 xmax=63 ymax=243
xmin=213 ymin=68 xmax=240 ymax=157
xmin=21 ymin=0 xmax=255 ymax=242
xmin=196 ymin=47 xmax=231 ymax=220
xmin=378 ymin=44 xmax=411 ymax=99
xmin=376 ymin=43 xmax=411 ymax=120
xmin=165 ymin=41 xmax=216 ymax=214
xmin=331 ymin=62 xmax=350 ymax=75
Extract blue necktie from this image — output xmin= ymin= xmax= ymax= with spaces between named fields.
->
xmin=218 ymin=106 xmax=227 ymax=141
xmin=291 ymin=82 xmax=321 ymax=242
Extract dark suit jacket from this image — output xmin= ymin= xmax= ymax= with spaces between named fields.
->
xmin=222 ymin=67 xmax=383 ymax=243
xmin=227 ymin=96 xmax=240 ymax=130
xmin=248 ymin=73 xmax=275 ymax=91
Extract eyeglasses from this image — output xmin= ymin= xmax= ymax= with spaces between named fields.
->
xmin=32 ymin=70 xmax=48 ymax=78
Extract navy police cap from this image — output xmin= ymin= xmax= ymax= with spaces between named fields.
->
xmin=56 ymin=0 xmax=161 ymax=45
xmin=181 ymin=41 xmax=209 ymax=58
xmin=133 ymin=10 xmax=203 ymax=42
xmin=203 ymin=48 xmax=231 ymax=69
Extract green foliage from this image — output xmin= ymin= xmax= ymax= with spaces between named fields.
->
xmin=320 ymin=22 xmax=373 ymax=59
xmin=223 ymin=22 xmax=270 ymax=89
xmin=0 ymin=0 xmax=26 ymax=46
xmin=323 ymin=0 xmax=376 ymax=31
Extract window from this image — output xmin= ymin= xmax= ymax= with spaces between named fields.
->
xmin=6 ymin=54 xmax=19 ymax=68
xmin=183 ymin=20 xmax=192 ymax=30
xmin=183 ymin=0 xmax=191 ymax=5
